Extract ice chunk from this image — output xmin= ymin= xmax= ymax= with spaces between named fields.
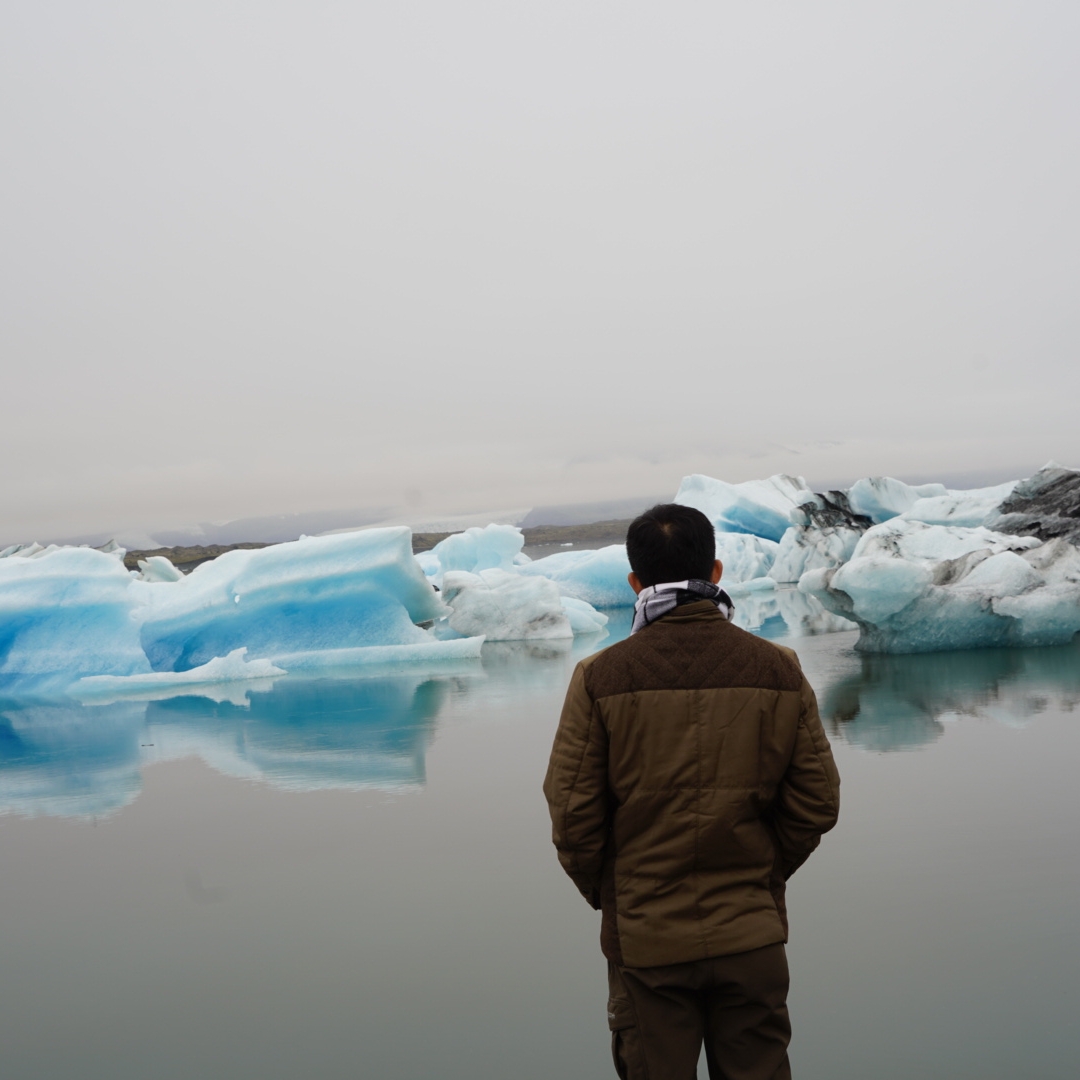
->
xmin=72 ymin=648 xmax=285 ymax=701
xmin=561 ymin=596 xmax=610 ymax=635
xmin=441 ymin=569 xmax=575 ymax=640
xmin=0 ymin=547 xmax=151 ymax=694
xmin=137 ymin=555 xmax=184 ymax=583
xmin=901 ymin=481 xmax=1017 ymax=527
xmin=800 ymin=519 xmax=1080 ymax=653
xmin=415 ymin=548 xmax=441 ymax=579
xmin=985 ymin=462 xmax=1080 ymax=543
xmin=675 ymin=473 xmax=816 ymax=541
xmin=714 ymin=533 xmax=779 ymax=582
xmin=516 ymin=544 xmax=636 ymax=607
xmin=135 ymin=527 xmax=447 ymax=672
xmin=769 ymin=490 xmax=872 ymax=584
xmin=770 ymin=525 xmax=862 ymax=583
xmin=847 ymin=477 xmax=950 ymax=523
xmin=419 ymin=524 xmax=525 ymax=585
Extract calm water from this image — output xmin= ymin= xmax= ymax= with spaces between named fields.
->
xmin=1 ymin=616 xmax=1078 ymax=1079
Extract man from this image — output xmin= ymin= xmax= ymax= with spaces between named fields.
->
xmin=543 ymin=504 xmax=840 ymax=1080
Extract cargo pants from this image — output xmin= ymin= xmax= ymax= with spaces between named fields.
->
xmin=606 ymin=943 xmax=792 ymax=1080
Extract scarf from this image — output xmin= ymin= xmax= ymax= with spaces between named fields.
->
xmin=630 ymin=579 xmax=735 ymax=634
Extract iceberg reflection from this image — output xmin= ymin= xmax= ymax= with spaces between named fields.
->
xmin=0 ymin=670 xmax=472 ymax=819
xmin=819 ymin=639 xmax=1080 ymax=751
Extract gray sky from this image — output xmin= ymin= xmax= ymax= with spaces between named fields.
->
xmin=3 ymin=1 xmax=1078 ymax=542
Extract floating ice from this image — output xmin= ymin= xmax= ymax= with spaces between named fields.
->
xmin=0 ymin=547 xmax=151 ymax=694
xmin=0 ymin=528 xmax=486 ymax=693
xmin=560 ymin=596 xmax=610 ymax=635
xmin=985 ymin=462 xmax=1080 ymax=543
xmin=135 ymin=527 xmax=455 ymax=672
xmin=901 ymin=481 xmax=1017 ymax=528
xmin=800 ymin=519 xmax=1080 ymax=653
xmin=847 ymin=477 xmax=950 ymax=523
xmin=72 ymin=648 xmax=285 ymax=701
xmin=417 ymin=524 xmax=524 ymax=585
xmin=440 ymin=568 xmax=591 ymax=640
xmin=675 ymin=473 xmax=815 ymax=541
xmin=137 ymin=555 xmax=184 ymax=583
xmin=714 ymin=533 xmax=778 ymax=583
xmin=516 ymin=544 xmax=636 ymax=607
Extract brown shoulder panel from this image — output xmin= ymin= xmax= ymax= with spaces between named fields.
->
xmin=584 ymin=615 xmax=803 ymax=699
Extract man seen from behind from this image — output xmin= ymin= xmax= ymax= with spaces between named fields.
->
xmin=543 ymin=504 xmax=840 ymax=1080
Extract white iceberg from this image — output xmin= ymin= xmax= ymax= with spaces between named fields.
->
xmin=847 ymin=476 xmax=1018 ymax=527
xmin=137 ymin=555 xmax=184 ymax=583
xmin=768 ymin=491 xmax=872 ymax=584
xmin=440 ymin=568 xmax=605 ymax=641
xmin=675 ymin=473 xmax=816 ymax=541
xmin=799 ymin=519 xmax=1080 ymax=652
xmin=714 ymin=533 xmax=779 ymax=583
xmin=847 ymin=477 xmax=950 ymax=523
xmin=516 ymin=544 xmax=637 ymax=607
xmin=900 ymin=481 xmax=1017 ymax=528
xmin=416 ymin=524 xmax=525 ymax=585
xmin=71 ymin=648 xmax=285 ymax=702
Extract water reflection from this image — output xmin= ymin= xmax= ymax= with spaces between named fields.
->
xmin=0 ymin=672 xmax=470 ymax=818
xmin=820 ymin=639 xmax=1080 ymax=752
xmin=730 ymin=587 xmax=856 ymax=639
xmin=4 ymin=629 xmax=1079 ymax=817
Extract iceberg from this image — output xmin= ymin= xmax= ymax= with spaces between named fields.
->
xmin=72 ymin=648 xmax=285 ymax=701
xmin=985 ymin=462 xmax=1080 ymax=543
xmin=847 ymin=477 xmax=950 ymax=523
xmin=0 ymin=528 xmax=484 ymax=693
xmin=0 ymin=547 xmax=151 ymax=694
xmin=769 ymin=491 xmax=871 ymax=584
xmin=134 ymin=527 xmax=456 ymax=672
xmin=516 ymin=544 xmax=637 ymax=607
xmin=799 ymin=519 xmax=1080 ymax=653
xmin=416 ymin=524 xmax=525 ymax=585
xmin=136 ymin=555 xmax=184 ymax=583
xmin=440 ymin=568 xmax=605 ymax=640
xmin=714 ymin=533 xmax=779 ymax=583
xmin=675 ymin=473 xmax=815 ymax=541
xmin=901 ymin=481 xmax=1017 ymax=528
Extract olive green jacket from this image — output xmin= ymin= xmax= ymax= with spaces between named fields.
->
xmin=543 ymin=601 xmax=840 ymax=968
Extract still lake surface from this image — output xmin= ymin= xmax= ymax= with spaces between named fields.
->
xmin=1 ymin=609 xmax=1078 ymax=1079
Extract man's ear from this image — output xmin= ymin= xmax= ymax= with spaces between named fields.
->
xmin=710 ymin=559 xmax=723 ymax=584
xmin=628 ymin=571 xmax=644 ymax=595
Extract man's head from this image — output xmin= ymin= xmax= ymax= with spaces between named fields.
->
xmin=625 ymin=504 xmax=722 ymax=594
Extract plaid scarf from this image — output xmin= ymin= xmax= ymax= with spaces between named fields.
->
xmin=631 ymin=579 xmax=735 ymax=634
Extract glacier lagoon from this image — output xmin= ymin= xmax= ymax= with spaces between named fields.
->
xmin=1 ymin=620 xmax=1078 ymax=1079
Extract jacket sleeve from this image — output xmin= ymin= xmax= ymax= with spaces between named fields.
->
xmin=772 ymin=675 xmax=841 ymax=879
xmin=542 ymin=661 xmax=610 ymax=909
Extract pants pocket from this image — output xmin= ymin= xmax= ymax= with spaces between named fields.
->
xmin=608 ymin=996 xmax=642 ymax=1080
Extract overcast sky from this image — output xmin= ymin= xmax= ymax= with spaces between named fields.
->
xmin=3 ymin=1 xmax=1078 ymax=542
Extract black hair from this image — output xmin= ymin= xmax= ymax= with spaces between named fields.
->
xmin=625 ymin=504 xmax=716 ymax=588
